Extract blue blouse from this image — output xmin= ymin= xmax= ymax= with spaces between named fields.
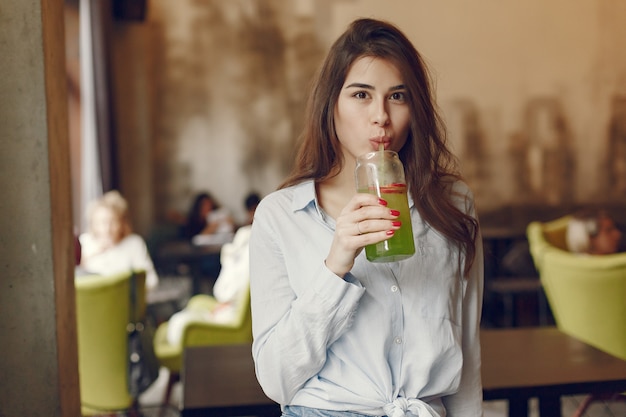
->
xmin=249 ymin=180 xmax=484 ymax=417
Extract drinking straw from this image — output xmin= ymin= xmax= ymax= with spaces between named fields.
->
xmin=379 ymin=143 xmax=385 ymax=189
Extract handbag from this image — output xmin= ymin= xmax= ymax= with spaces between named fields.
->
xmin=127 ymin=272 xmax=160 ymax=397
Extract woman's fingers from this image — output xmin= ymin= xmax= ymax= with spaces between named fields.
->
xmin=339 ymin=193 xmax=400 ymax=236
xmin=355 ymin=218 xmax=401 ymax=236
xmin=324 ymin=194 xmax=403 ymax=278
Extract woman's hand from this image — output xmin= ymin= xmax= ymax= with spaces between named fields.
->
xmin=325 ymin=193 xmax=401 ymax=278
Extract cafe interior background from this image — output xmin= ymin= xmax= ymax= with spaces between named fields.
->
xmin=1 ymin=0 xmax=625 ymax=415
xmin=66 ymin=0 xmax=626 ymax=239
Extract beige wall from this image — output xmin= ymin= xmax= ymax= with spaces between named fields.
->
xmin=333 ymin=0 xmax=626 ymax=210
xmin=110 ymin=0 xmax=626 ymax=233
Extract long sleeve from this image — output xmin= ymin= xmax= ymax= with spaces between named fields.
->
xmin=249 ymin=195 xmax=365 ymax=403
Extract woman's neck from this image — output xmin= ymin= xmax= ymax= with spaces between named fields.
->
xmin=316 ymin=163 xmax=356 ymax=220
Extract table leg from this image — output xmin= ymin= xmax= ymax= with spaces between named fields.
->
xmin=189 ymin=263 xmax=204 ymax=295
xmin=187 ymin=254 xmax=221 ymax=295
xmin=508 ymin=398 xmax=528 ymax=417
xmin=538 ymin=395 xmax=560 ymax=417
xmin=502 ymin=293 xmax=516 ymax=327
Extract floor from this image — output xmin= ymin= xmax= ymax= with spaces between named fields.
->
xmin=483 ymin=396 xmax=626 ymax=417
xmin=137 ymin=366 xmax=182 ymax=415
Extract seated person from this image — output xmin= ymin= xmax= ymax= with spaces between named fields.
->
xmin=74 ymin=232 xmax=81 ymax=266
xmin=79 ymin=190 xmax=159 ymax=290
xmin=566 ymin=209 xmax=623 ymax=255
xmin=184 ymin=192 xmax=235 ymax=245
xmin=242 ymin=191 xmax=261 ymax=226
xmin=165 ymin=224 xmax=251 ymax=345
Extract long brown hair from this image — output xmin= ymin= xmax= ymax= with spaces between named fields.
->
xmin=281 ymin=18 xmax=478 ymax=276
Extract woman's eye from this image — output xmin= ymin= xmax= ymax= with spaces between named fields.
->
xmin=353 ymin=91 xmax=369 ymax=99
xmin=390 ymin=92 xmax=407 ymax=102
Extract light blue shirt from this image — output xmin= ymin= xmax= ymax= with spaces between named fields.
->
xmin=250 ymin=180 xmax=484 ymax=417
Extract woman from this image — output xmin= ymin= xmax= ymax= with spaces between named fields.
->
xmin=79 ymin=190 xmax=159 ymax=290
xmin=184 ymin=191 xmax=234 ymax=242
xmin=250 ymin=18 xmax=483 ymax=417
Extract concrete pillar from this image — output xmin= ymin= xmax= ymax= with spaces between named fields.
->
xmin=0 ymin=0 xmax=80 ymax=415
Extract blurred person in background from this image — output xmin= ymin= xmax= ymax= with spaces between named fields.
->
xmin=243 ymin=191 xmax=262 ymax=226
xmin=183 ymin=191 xmax=235 ymax=244
xmin=566 ymin=209 xmax=623 ymax=255
xmin=79 ymin=190 xmax=159 ymax=290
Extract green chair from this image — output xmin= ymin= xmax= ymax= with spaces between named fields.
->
xmin=527 ymin=216 xmax=626 ymax=416
xmin=75 ymin=270 xmax=147 ymax=416
xmin=153 ymin=284 xmax=253 ymax=407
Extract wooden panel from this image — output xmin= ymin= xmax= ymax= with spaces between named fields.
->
xmin=42 ymin=0 xmax=81 ymax=414
xmin=183 ymin=344 xmax=273 ymax=408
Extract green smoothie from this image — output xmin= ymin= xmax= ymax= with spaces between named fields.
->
xmin=360 ymin=184 xmax=415 ymax=262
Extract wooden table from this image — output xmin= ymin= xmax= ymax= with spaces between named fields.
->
xmin=181 ymin=344 xmax=280 ymax=417
xmin=157 ymin=240 xmax=222 ymax=295
xmin=481 ymin=326 xmax=626 ymax=417
xmin=181 ymin=328 xmax=626 ymax=417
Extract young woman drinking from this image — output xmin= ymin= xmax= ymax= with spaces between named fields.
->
xmin=249 ymin=18 xmax=483 ymax=417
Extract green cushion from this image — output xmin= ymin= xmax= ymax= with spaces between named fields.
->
xmin=153 ymin=285 xmax=253 ymax=373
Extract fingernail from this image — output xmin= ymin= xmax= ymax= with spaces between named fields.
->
xmin=392 ymin=221 xmax=401 ymax=227
xmin=386 ymin=230 xmax=395 ymax=236
xmin=378 ymin=198 xmax=388 ymax=206
xmin=390 ymin=209 xmax=400 ymax=216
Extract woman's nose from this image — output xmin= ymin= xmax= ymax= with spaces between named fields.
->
xmin=371 ymin=101 xmax=390 ymax=126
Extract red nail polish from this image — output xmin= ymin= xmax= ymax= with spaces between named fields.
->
xmin=378 ymin=198 xmax=388 ymax=206
xmin=390 ymin=209 xmax=400 ymax=216
xmin=386 ymin=230 xmax=395 ymax=236
xmin=392 ymin=221 xmax=401 ymax=227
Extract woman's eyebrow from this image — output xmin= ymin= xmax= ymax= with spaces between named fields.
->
xmin=345 ymin=82 xmax=373 ymax=89
xmin=344 ymin=83 xmax=406 ymax=92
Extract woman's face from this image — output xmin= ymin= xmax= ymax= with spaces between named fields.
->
xmin=590 ymin=216 xmax=622 ymax=255
xmin=91 ymin=205 xmax=123 ymax=247
xmin=334 ymin=56 xmax=411 ymax=164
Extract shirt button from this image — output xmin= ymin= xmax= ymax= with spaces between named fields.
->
xmin=391 ymin=285 xmax=398 ymax=292
xmin=394 ymin=337 xmax=402 ymax=345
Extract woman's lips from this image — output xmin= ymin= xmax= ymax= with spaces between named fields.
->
xmin=370 ymin=137 xmax=391 ymax=150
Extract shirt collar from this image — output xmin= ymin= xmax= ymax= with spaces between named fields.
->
xmin=292 ymin=180 xmax=318 ymax=212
